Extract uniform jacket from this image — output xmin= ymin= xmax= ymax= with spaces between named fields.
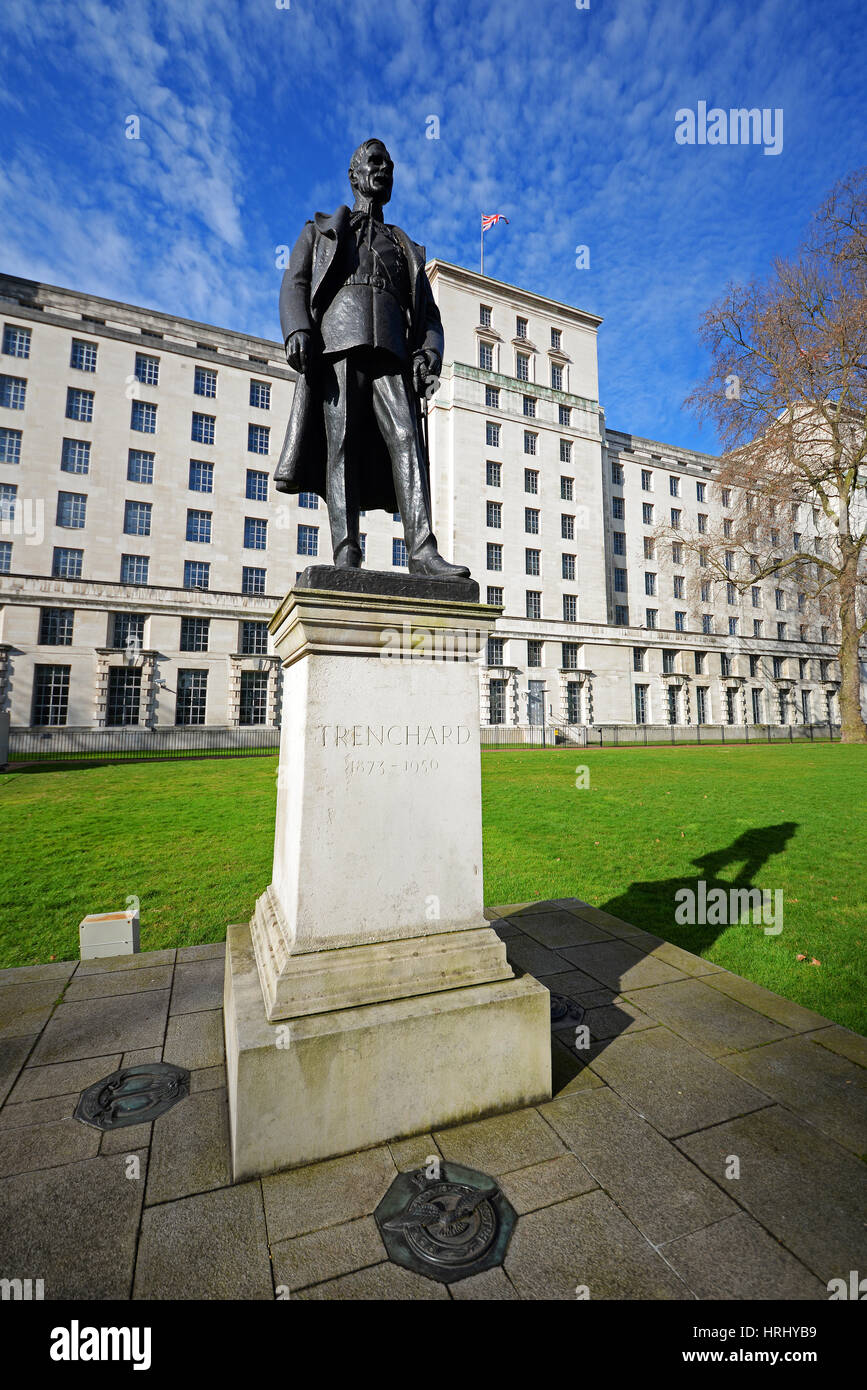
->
xmin=273 ymin=204 xmax=444 ymax=510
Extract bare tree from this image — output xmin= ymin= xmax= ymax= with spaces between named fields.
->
xmin=680 ymin=168 xmax=867 ymax=742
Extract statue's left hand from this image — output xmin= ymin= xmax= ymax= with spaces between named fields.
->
xmin=413 ymin=350 xmax=441 ymax=397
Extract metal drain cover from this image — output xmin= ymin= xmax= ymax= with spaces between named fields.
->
xmin=375 ymin=1161 xmax=516 ymax=1284
xmin=74 ymin=1062 xmax=190 ymax=1131
xmin=550 ymin=993 xmax=586 ymax=1025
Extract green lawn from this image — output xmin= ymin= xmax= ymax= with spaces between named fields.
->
xmin=1 ymin=743 xmax=864 ymax=1032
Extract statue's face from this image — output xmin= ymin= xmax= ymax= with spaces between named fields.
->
xmin=350 ymin=142 xmax=394 ymax=206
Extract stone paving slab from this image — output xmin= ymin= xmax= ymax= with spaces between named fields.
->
xmin=133 ymin=1182 xmax=272 ymax=1301
xmin=675 ymin=1105 xmax=867 ymax=1285
xmin=0 ymin=902 xmax=863 ymax=1302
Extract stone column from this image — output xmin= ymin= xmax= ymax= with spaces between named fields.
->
xmin=224 ymin=573 xmax=551 ymax=1179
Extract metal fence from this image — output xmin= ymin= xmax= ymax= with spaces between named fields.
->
xmin=5 ymin=724 xmax=280 ymax=768
xmin=480 ymin=721 xmax=841 ymax=748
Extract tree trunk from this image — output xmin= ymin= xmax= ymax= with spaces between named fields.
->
xmin=837 ymin=541 xmax=867 ymax=743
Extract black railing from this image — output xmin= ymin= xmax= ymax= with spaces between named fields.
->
xmin=5 ymin=724 xmax=280 ymax=767
xmin=480 ymin=721 xmax=841 ymax=749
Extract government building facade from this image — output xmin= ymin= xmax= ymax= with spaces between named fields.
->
xmin=0 ymin=264 xmax=852 ymax=742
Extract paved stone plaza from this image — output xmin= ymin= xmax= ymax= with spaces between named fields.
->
xmin=0 ymin=900 xmax=865 ymax=1301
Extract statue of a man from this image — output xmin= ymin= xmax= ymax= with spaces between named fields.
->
xmin=274 ymin=138 xmax=471 ymax=579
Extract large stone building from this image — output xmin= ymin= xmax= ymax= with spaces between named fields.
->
xmin=0 ymin=264 xmax=849 ymax=740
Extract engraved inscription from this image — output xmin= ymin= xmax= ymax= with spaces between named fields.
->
xmin=315 ymin=724 xmax=471 ymax=747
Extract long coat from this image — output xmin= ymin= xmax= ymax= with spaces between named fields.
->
xmin=273 ymin=205 xmax=444 ymax=512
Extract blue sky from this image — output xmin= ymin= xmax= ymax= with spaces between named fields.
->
xmin=1 ymin=0 xmax=864 ymax=455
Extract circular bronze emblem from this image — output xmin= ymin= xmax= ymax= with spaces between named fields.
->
xmin=400 ymin=1181 xmax=498 ymax=1267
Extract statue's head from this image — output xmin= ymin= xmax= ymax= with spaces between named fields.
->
xmin=348 ymin=139 xmax=394 ymax=207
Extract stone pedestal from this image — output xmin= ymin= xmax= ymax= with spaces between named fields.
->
xmin=224 ymin=571 xmax=551 ymax=1180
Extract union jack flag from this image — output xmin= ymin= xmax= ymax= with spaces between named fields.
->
xmin=481 ymin=213 xmax=509 ymax=230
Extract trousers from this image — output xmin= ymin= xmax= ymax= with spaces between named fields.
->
xmin=321 ymin=348 xmax=435 ymax=563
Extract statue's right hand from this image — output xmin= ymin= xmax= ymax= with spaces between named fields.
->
xmin=285 ymin=330 xmax=312 ymax=374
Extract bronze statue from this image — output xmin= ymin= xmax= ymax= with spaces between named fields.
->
xmin=274 ymin=139 xmax=471 ymax=579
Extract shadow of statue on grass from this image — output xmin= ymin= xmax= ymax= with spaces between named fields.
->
xmin=496 ymin=821 xmax=798 ymax=1096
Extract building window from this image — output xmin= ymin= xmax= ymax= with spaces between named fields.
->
xmin=667 ymin=687 xmax=680 ymax=725
xmin=249 ymin=380 xmax=271 ymax=410
xmin=189 ymin=460 xmax=214 ymax=493
xmin=486 ymin=500 xmax=502 ymax=528
xmin=525 ymin=507 xmax=540 ymax=534
xmin=671 ymin=508 xmax=681 ymax=529
xmin=614 ymin=567 xmax=627 ymax=592
xmin=728 ymin=617 xmax=738 ymax=635
xmin=485 ymin=386 xmax=499 ymax=408
xmin=297 ymin=524 xmax=318 ymax=557
xmin=671 ymin=541 xmax=683 ymax=564
xmin=0 ymin=427 xmax=22 ymax=464
xmin=180 ymin=616 xmax=210 ymax=653
xmin=66 ymin=387 xmax=93 ymax=422
xmin=611 ymin=461 xmax=624 ymax=485
xmin=634 ymin=685 xmax=648 ymax=724
xmin=120 ymin=554 xmax=149 ymax=584
xmin=562 ymin=642 xmax=579 ymax=670
xmin=644 ymin=572 xmax=656 ymax=597
xmin=32 ymin=665 xmax=71 ymax=726
xmin=516 ymin=317 xmax=528 ymax=339
xmin=646 ymin=609 xmax=658 ymax=629
xmin=56 ymin=491 xmax=86 ymax=529
xmin=640 ymin=469 xmax=652 ymax=491
xmin=673 ymin=575 xmax=685 ymax=599
xmin=524 ymin=468 xmax=538 ymax=494
xmin=245 ymin=517 xmax=268 ymax=550
xmin=130 ymin=400 xmax=156 ymax=433
xmin=246 ymin=469 xmax=268 ymax=502
xmin=0 ymin=482 xmax=17 ymax=523
xmin=696 ymin=687 xmax=709 ymax=724
xmin=696 ymin=481 xmax=706 ymax=501
xmin=479 ymin=341 xmax=493 ymax=371
xmin=669 ymin=476 xmax=679 ymax=497
xmin=753 ymin=619 xmax=763 ymax=637
xmin=242 ymin=566 xmax=266 ymax=595
xmin=612 ymin=532 xmax=626 ymax=556
xmin=487 ymin=636 xmax=505 ymax=666
xmin=721 ymin=488 xmax=732 ymax=507
xmin=487 ymin=586 xmax=503 ymax=606
xmin=112 ymin=613 xmax=145 ymax=650
xmin=777 ymin=622 xmax=786 ymax=641
xmin=194 ymin=366 xmax=217 ymax=398
xmin=752 ymin=688 xmax=764 ymax=724
xmin=2 ymin=324 xmax=31 ymax=358
xmin=486 ymin=422 xmax=500 ymax=448
xmin=124 ymin=500 xmax=152 ymax=536
xmin=0 ymin=541 xmax=12 ymax=573
xmin=751 ymin=585 xmax=761 ymax=608
xmin=526 ymin=590 xmax=541 ymax=619
xmin=561 ymin=476 xmax=573 ymax=500
xmin=701 ymin=614 xmax=713 ymax=634
xmin=524 ymin=431 xmax=537 ymax=455
xmin=697 ymin=513 xmax=707 ymax=534
xmin=525 ymin=548 xmax=540 ymax=576
xmin=134 ymin=353 xmax=159 ymax=386
xmin=127 ymin=449 xmax=154 ymax=484
xmin=723 ymin=518 xmax=733 ymax=538
xmin=39 ymin=608 xmax=74 ymax=645
xmin=675 ymin=611 xmax=686 ymax=632
xmin=727 ymin=581 xmax=737 ymax=604
xmin=642 ymin=502 xmax=653 ymax=525
xmin=70 ymin=339 xmax=98 ymax=372
xmin=248 ymin=424 xmax=270 ymax=455
xmin=183 ymin=560 xmax=210 ymax=590
xmin=614 ymin=604 xmax=629 ymax=625
xmin=239 ymin=620 xmax=268 ymax=656
xmin=563 ymin=594 xmax=577 ymax=622
xmin=516 ymin=352 xmax=529 ymax=382
xmin=392 ymin=538 xmax=408 ymax=568
xmin=486 ymin=461 xmax=501 ymax=487
xmin=185 ymin=509 xmax=212 ymax=544
xmin=694 ymin=651 xmax=706 ymax=675
xmin=721 ymin=654 xmax=731 ymax=676
xmin=633 ymin=647 xmax=645 ymax=673
xmin=551 ymin=363 xmax=563 ymax=390
xmin=701 ymin=581 xmax=711 ymax=603
xmin=723 ymin=550 xmax=734 ymax=572
xmin=480 ymin=305 xmax=492 ymax=327
xmin=106 ymin=667 xmax=142 ymax=726
xmin=527 ymin=639 xmax=542 ymax=668
xmin=239 ymin=670 xmax=269 ymax=726
xmin=558 ymin=405 xmax=571 ymax=426
xmin=562 ymin=553 xmax=576 ymax=581
xmin=191 ymin=412 xmax=215 ymax=445
xmin=299 ymin=491 xmax=318 ymax=508
xmin=488 ymin=677 xmax=507 ymax=724
xmin=551 ymin=328 xmax=562 ymax=350
xmin=0 ymin=373 xmax=26 ymax=414
xmin=176 ymin=670 xmax=208 ymax=725
xmin=486 ymin=543 xmax=503 ymax=571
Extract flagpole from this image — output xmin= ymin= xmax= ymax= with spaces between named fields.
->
xmin=480 ymin=217 xmax=484 ymax=276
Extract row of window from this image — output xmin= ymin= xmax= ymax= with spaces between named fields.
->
xmin=631 ymin=647 xmax=833 ymax=680
xmin=478 ymin=340 xmax=566 ymax=391
xmin=479 ymin=305 xmax=563 ymax=351
xmin=484 ymin=462 xmax=576 ymax=499
xmin=485 ymin=503 xmax=580 ymax=539
xmin=30 ymin=663 xmax=271 ymax=727
xmin=1 ymin=323 xmax=273 ymax=407
xmin=483 ymin=419 xmax=573 ymax=458
xmin=633 ymin=683 xmax=833 ymax=728
xmin=35 ymin=608 xmax=270 ymax=655
xmin=482 ymin=384 xmax=574 ymax=426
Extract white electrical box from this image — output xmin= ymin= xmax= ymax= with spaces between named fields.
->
xmin=79 ymin=909 xmax=140 ymax=960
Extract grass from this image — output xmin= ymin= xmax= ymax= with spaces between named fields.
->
xmin=1 ymin=743 xmax=864 ymax=1033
